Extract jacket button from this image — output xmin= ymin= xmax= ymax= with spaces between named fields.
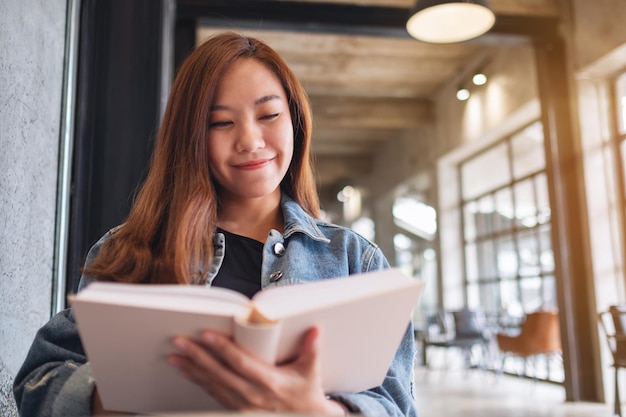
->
xmin=269 ymin=271 xmax=283 ymax=282
xmin=273 ymin=242 xmax=286 ymax=256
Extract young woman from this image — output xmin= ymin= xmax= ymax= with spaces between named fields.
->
xmin=14 ymin=32 xmax=418 ymax=417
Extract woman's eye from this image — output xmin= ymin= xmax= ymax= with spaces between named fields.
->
xmin=209 ymin=120 xmax=232 ymax=129
xmin=260 ymin=113 xmax=280 ymax=121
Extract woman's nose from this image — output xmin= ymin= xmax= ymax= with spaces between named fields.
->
xmin=236 ymin=121 xmax=265 ymax=152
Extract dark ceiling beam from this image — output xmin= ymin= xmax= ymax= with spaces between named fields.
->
xmin=179 ymin=0 xmax=410 ymax=38
xmin=177 ymin=0 xmax=560 ymax=40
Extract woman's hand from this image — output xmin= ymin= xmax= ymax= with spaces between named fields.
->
xmin=167 ymin=326 xmax=348 ymax=415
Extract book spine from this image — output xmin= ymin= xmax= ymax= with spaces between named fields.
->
xmin=233 ymin=315 xmax=282 ymax=363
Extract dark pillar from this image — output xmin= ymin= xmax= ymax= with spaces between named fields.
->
xmin=535 ymin=35 xmax=603 ymax=402
xmin=68 ymin=0 xmax=170 ymax=293
xmin=174 ymin=17 xmax=197 ymax=74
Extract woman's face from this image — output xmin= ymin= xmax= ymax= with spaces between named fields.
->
xmin=207 ymin=58 xmax=294 ymax=201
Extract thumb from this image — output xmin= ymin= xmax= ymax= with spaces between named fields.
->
xmin=294 ymin=326 xmax=322 ymax=374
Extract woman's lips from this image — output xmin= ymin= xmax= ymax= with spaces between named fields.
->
xmin=234 ymin=158 xmax=273 ymax=170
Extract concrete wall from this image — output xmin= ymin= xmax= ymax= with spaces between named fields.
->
xmin=365 ymin=43 xmax=537 ymax=206
xmin=569 ymin=0 xmax=626 ymax=70
xmin=0 ymin=0 xmax=67 ymax=414
xmin=363 ymin=49 xmax=538 ymax=202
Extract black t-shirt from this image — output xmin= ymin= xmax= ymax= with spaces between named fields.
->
xmin=211 ymin=228 xmax=263 ymax=299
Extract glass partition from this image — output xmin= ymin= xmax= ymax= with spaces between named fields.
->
xmin=458 ymin=120 xmax=562 ymax=382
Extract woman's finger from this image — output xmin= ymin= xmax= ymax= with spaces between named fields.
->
xmin=291 ymin=326 xmax=322 ymax=377
xmin=196 ymin=331 xmax=276 ymax=386
xmin=169 ymin=336 xmax=257 ymax=408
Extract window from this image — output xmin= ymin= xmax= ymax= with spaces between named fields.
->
xmin=392 ymin=196 xmax=438 ymax=322
xmin=615 ymin=73 xmax=626 ymax=244
xmin=459 ymin=121 xmax=562 ymax=382
xmin=393 ymin=197 xmax=437 ymax=240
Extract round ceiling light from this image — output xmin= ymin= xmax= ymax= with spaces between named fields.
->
xmin=406 ymin=1 xmax=496 ymax=44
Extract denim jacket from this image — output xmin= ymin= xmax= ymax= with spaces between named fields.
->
xmin=14 ymin=194 xmax=418 ymax=417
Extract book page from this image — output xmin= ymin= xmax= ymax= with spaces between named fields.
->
xmin=71 ymin=301 xmax=233 ymax=412
xmin=252 ymin=268 xmax=417 ymax=319
xmin=248 ymin=268 xmax=424 ymax=391
xmin=72 ymin=282 xmax=250 ymax=316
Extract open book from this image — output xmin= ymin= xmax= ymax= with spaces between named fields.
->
xmin=69 ymin=268 xmax=424 ymax=414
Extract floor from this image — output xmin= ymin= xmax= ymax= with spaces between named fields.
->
xmin=413 ymin=366 xmax=614 ymax=417
xmin=146 ymin=349 xmax=615 ymax=417
xmin=160 ymin=372 xmax=615 ymax=417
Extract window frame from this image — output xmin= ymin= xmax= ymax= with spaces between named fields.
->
xmin=457 ymin=120 xmax=562 ymax=383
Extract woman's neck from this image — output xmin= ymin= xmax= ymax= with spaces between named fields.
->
xmin=217 ymin=191 xmax=284 ymax=242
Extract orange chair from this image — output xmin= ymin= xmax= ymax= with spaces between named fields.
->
xmin=495 ymin=310 xmax=562 ymax=377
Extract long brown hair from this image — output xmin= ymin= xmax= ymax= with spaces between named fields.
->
xmin=83 ymin=32 xmax=320 ymax=285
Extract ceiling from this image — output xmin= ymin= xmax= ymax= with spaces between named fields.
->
xmin=180 ymin=0 xmax=562 ymax=198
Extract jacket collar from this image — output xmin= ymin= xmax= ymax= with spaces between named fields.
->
xmin=281 ymin=194 xmax=331 ymax=243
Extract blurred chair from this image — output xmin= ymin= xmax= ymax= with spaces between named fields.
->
xmin=495 ymin=310 xmax=561 ymax=379
xmin=422 ymin=308 xmax=492 ymax=370
xmin=599 ymin=305 xmax=626 ymax=417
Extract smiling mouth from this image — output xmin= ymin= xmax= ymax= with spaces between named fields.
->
xmin=235 ymin=158 xmax=273 ymax=170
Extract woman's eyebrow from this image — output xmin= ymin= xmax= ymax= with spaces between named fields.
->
xmin=210 ymin=104 xmax=228 ymax=112
xmin=255 ymin=95 xmax=281 ymax=105
xmin=210 ymin=95 xmax=281 ymax=112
